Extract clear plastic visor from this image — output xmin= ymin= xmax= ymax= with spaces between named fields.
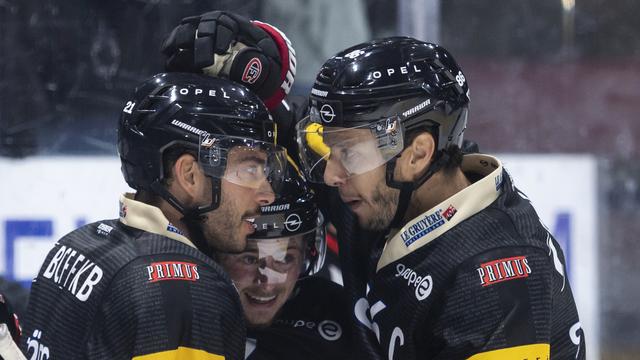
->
xmin=198 ymin=134 xmax=288 ymax=192
xmin=295 ymin=115 xmax=404 ymax=183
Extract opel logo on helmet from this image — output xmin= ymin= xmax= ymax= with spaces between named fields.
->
xmin=284 ymin=213 xmax=302 ymax=232
xmin=319 ymin=104 xmax=336 ymax=123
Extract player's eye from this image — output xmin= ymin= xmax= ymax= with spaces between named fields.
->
xmin=241 ymin=255 xmax=258 ymax=265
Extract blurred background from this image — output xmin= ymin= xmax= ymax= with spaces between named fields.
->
xmin=1 ymin=0 xmax=638 ymax=358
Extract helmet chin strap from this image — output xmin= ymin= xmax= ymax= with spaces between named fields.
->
xmin=385 ymin=151 xmax=450 ymax=229
xmin=149 ymin=177 xmax=222 ymax=257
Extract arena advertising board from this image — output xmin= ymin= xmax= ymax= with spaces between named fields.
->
xmin=0 ymin=154 xmax=599 ymax=359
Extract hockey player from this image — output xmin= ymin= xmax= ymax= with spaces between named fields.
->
xmin=162 ymin=16 xmax=354 ymax=358
xmin=216 ymin=163 xmax=353 ymax=359
xmin=296 ymin=37 xmax=587 ymax=359
xmin=21 ymin=72 xmax=289 ymax=359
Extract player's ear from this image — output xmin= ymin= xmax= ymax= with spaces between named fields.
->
xmin=397 ymin=132 xmax=436 ymax=182
xmin=171 ymin=153 xmax=205 ymax=202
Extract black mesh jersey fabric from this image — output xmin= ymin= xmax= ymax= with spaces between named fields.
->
xmin=246 ymin=277 xmax=353 ymax=360
xmin=21 ymin=219 xmax=246 ymax=360
xmin=333 ymin=168 xmax=585 ymax=360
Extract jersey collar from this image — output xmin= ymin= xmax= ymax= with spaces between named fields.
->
xmin=376 ymin=154 xmax=504 ymax=272
xmin=119 ymin=193 xmax=196 ymax=249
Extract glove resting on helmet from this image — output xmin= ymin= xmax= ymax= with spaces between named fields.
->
xmin=162 ymin=11 xmax=296 ymax=110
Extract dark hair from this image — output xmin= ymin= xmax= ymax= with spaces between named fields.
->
xmin=161 ymin=146 xmax=197 ymax=186
xmin=135 ymin=146 xmax=196 ymax=205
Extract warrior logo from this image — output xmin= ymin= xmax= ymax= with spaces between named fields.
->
xmin=200 ymin=134 xmax=216 ymax=148
xmin=284 ymin=213 xmax=302 ymax=232
xmin=242 ymin=58 xmax=263 ymax=84
xmin=261 ymin=203 xmax=291 ymax=213
xmin=319 ymin=104 xmax=336 ymax=123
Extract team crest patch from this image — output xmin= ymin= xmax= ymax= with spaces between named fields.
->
xmin=442 ymin=205 xmax=457 ymax=221
xmin=242 ymin=58 xmax=262 ymax=84
xmin=476 ymin=256 xmax=531 ymax=287
xmin=146 ymin=261 xmax=200 ymax=283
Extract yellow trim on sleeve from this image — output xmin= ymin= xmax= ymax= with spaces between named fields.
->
xmin=467 ymin=343 xmax=550 ymax=360
xmin=132 ymin=347 xmax=224 ymax=360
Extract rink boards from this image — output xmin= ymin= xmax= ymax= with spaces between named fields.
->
xmin=0 ymin=154 xmax=600 ymax=359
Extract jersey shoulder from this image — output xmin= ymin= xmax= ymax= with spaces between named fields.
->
xmin=88 ymin=242 xmax=245 ymax=359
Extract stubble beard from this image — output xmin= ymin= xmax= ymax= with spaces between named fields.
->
xmin=205 ymin=196 xmax=247 ymax=253
xmin=360 ymin=182 xmax=400 ymax=231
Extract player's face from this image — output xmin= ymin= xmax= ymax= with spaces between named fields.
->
xmin=323 ymin=130 xmax=400 ymax=231
xmin=202 ymin=149 xmax=277 ymax=253
xmin=217 ymin=236 xmax=305 ymax=327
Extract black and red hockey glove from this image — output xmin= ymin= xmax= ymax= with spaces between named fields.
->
xmin=162 ymin=11 xmax=296 ymax=110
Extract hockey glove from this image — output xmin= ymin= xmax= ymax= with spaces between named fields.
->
xmin=0 ymin=294 xmax=24 ymax=360
xmin=162 ymin=11 xmax=296 ymax=110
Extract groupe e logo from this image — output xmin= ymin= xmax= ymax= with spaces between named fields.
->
xmin=395 ymin=263 xmax=433 ymax=301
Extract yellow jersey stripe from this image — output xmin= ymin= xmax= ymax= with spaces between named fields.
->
xmin=132 ymin=347 xmax=224 ymax=360
xmin=467 ymin=343 xmax=550 ymax=360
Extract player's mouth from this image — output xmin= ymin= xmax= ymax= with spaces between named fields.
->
xmin=245 ymin=292 xmax=277 ymax=306
xmin=342 ymin=197 xmax=363 ymax=211
xmin=242 ymin=216 xmax=256 ymax=234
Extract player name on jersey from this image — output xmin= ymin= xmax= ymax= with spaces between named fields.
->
xmin=476 ymin=256 xmax=532 ymax=287
xmin=42 ymin=245 xmax=104 ymax=302
xmin=146 ymin=261 xmax=200 ymax=283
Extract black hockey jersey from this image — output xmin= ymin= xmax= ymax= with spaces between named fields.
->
xmin=245 ymin=277 xmax=352 ymax=360
xmin=21 ymin=194 xmax=246 ymax=360
xmin=340 ymin=154 xmax=586 ymax=359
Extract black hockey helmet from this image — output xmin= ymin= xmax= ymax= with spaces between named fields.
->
xmin=248 ymin=159 xmax=326 ymax=280
xmin=118 ymin=72 xmax=288 ymax=215
xmin=296 ymin=37 xmax=470 ymax=226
